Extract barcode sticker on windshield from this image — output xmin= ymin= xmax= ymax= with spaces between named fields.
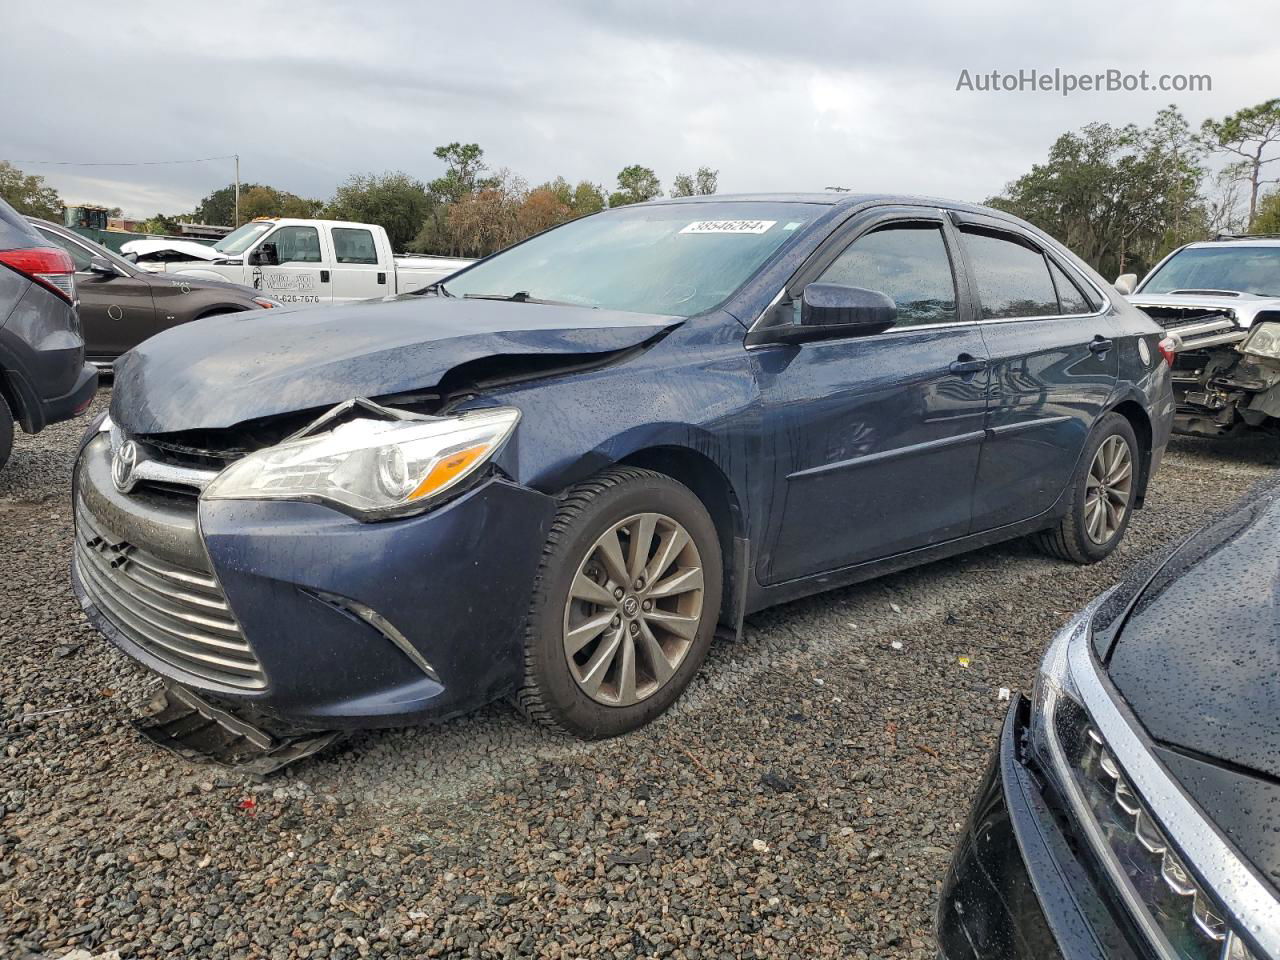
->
xmin=680 ymin=220 xmax=777 ymax=235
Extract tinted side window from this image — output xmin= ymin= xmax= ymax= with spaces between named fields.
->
xmin=1048 ymin=260 xmax=1093 ymax=314
xmin=36 ymin=227 xmax=93 ymax=270
xmin=333 ymin=228 xmax=378 ymax=264
xmin=269 ymin=226 xmax=322 ymax=263
xmin=961 ymin=229 xmax=1058 ymax=318
xmin=817 ymin=223 xmax=957 ymax=326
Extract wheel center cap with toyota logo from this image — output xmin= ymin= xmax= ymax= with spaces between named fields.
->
xmin=621 ymin=595 xmax=640 ymax=618
xmin=112 ymin=440 xmax=141 ymax=494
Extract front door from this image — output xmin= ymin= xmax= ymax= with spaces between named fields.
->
xmin=252 ymin=224 xmax=332 ymax=305
xmin=756 ymin=213 xmax=990 ymax=584
xmin=950 ymin=215 xmax=1119 ymax=530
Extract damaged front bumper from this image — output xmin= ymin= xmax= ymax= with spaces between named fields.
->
xmin=1167 ymin=350 xmax=1280 ymax=437
xmin=72 ymin=430 xmax=557 ymax=730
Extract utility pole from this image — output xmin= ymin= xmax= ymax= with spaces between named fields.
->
xmin=234 ymin=154 xmax=240 ymax=227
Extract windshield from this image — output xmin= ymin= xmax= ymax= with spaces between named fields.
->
xmin=213 ymin=221 xmax=274 ymax=255
xmin=441 ymin=202 xmax=816 ymax=317
xmin=1141 ymin=245 xmax=1280 ymax=297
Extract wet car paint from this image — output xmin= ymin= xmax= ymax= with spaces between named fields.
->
xmin=83 ymin=194 xmax=1173 ymax=728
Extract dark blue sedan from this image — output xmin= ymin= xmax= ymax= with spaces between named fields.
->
xmin=72 ymin=194 xmax=1174 ymax=749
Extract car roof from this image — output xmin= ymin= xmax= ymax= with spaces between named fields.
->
xmin=1181 ymin=237 xmax=1280 ymax=249
xmin=645 ymin=191 xmax=1033 ymax=222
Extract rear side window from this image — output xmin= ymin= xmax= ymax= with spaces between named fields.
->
xmin=36 ymin=227 xmax=93 ymax=270
xmin=1048 ymin=260 xmax=1095 ymax=314
xmin=817 ymin=223 xmax=958 ymax=326
xmin=333 ymin=228 xmax=378 ymax=264
xmin=961 ymin=229 xmax=1058 ymax=318
xmin=268 ymin=226 xmax=322 ymax=263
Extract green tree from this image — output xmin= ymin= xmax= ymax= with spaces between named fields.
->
xmin=988 ymin=106 xmax=1208 ymax=278
xmin=1254 ymin=190 xmax=1280 ymax=234
xmin=140 ymin=213 xmax=182 ymax=235
xmin=0 ymin=161 xmax=62 ymax=219
xmin=570 ymin=180 xmax=606 ymax=217
xmin=237 ymin=185 xmax=324 ymax=221
xmin=1199 ymin=98 xmax=1280 ymax=228
xmin=670 ymin=166 xmax=719 ymax=197
xmin=429 ymin=142 xmax=497 ymax=202
xmin=194 ymin=183 xmax=262 ymax=226
xmin=326 ymin=171 xmax=434 ymax=250
xmin=608 ymin=164 xmax=661 ymax=207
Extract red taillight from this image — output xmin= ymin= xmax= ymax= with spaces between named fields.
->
xmin=1157 ymin=336 xmax=1177 ymax=367
xmin=0 ymin=247 xmax=76 ymax=303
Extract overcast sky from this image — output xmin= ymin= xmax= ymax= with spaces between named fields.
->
xmin=2 ymin=0 xmax=1274 ymax=219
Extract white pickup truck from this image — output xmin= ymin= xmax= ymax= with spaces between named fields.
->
xmin=130 ymin=218 xmax=472 ymax=305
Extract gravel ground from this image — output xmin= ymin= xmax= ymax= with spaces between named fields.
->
xmin=2 ymin=388 xmax=1277 ymax=960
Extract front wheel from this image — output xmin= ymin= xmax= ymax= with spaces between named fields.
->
xmin=515 ymin=467 xmax=722 ymax=739
xmin=1034 ymin=412 xmax=1139 ymax=564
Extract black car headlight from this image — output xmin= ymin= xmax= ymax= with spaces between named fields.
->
xmin=1028 ymin=595 xmax=1264 ymax=960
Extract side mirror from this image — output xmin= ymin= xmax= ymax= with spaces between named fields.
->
xmin=87 ymin=255 xmax=122 ymax=277
xmin=1114 ymin=273 xmax=1138 ymax=296
xmin=797 ymin=282 xmax=897 ymax=335
xmin=248 ymin=242 xmax=279 ymax=266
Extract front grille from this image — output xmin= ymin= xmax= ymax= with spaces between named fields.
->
xmin=74 ymin=499 xmax=265 ymax=690
xmin=1137 ymin=305 xmax=1235 ymax=331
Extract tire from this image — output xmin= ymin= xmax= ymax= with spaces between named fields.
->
xmin=515 ymin=467 xmax=723 ymax=739
xmin=1034 ymin=412 xmax=1139 ymax=564
xmin=0 ymin=392 xmax=13 ymax=472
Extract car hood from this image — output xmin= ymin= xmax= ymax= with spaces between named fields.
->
xmin=111 ymin=295 xmax=681 ymax=435
xmin=1105 ymin=486 xmax=1280 ymax=884
xmin=119 ymin=237 xmax=224 ymax=261
xmin=1126 ymin=291 xmax=1280 ymax=328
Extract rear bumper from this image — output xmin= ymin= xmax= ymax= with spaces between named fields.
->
xmin=937 ymin=698 xmax=1141 ymax=960
xmin=72 ymin=431 xmax=557 ymax=729
xmin=30 ymin=361 xmax=97 ymax=430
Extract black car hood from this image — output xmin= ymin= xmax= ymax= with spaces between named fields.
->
xmin=1107 ymin=486 xmax=1280 ymax=885
xmin=111 ymin=295 xmax=680 ymax=434
xmin=1108 ymin=488 xmax=1280 ymax=775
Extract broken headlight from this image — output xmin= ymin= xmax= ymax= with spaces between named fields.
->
xmin=202 ymin=407 xmax=520 ymax=520
xmin=1028 ymin=596 xmax=1259 ymax=960
xmin=1240 ymin=322 xmax=1280 ymax=361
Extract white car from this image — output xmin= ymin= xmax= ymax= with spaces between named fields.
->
xmin=126 ymin=218 xmax=472 ymax=305
xmin=1119 ymin=235 xmax=1280 ymax=437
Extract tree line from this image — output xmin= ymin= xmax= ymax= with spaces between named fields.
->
xmin=986 ymin=97 xmax=1280 ymax=279
xmin=0 ymin=149 xmax=718 ymax=259
xmin=4 ymin=96 xmax=1277 ymax=275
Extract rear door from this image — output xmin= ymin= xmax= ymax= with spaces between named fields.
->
xmin=756 ymin=208 xmax=991 ymax=583
xmin=328 ymin=226 xmax=392 ymax=302
xmin=952 ymin=213 xmax=1118 ymax=530
xmin=253 ymin=224 xmax=331 ymax=305
xmin=34 ymin=225 xmax=157 ymax=359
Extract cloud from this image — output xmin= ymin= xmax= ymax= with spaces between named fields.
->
xmin=0 ymin=0 xmax=1270 ymax=220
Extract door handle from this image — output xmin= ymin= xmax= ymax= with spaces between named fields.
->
xmin=1089 ymin=336 xmax=1113 ymax=354
xmin=320 ymin=270 xmax=330 ymax=283
xmin=949 ymin=355 xmax=988 ymax=376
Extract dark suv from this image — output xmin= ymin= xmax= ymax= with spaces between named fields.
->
xmin=0 ymin=197 xmax=96 ymax=470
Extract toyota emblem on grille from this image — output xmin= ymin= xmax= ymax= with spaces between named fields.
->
xmin=112 ymin=440 xmax=140 ymax=493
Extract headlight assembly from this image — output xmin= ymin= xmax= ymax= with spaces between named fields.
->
xmin=1028 ymin=591 xmax=1262 ymax=960
xmin=202 ymin=407 xmax=520 ymax=520
xmin=1240 ymin=321 xmax=1280 ymax=361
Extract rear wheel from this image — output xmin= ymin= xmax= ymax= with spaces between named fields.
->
xmin=1034 ymin=412 xmax=1138 ymax=564
xmin=515 ymin=467 xmax=722 ymax=739
xmin=0 ymin=392 xmax=13 ymax=471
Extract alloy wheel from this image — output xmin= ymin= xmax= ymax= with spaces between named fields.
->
xmin=1084 ymin=435 xmax=1133 ymax=545
xmin=562 ymin=512 xmax=705 ymax=707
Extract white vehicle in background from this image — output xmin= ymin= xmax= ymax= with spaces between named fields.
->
xmin=1118 ymin=234 xmax=1280 ymax=437
xmin=128 ymin=218 xmax=471 ymax=305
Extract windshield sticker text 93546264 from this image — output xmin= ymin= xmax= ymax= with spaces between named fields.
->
xmin=679 ymin=220 xmax=777 ymax=235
